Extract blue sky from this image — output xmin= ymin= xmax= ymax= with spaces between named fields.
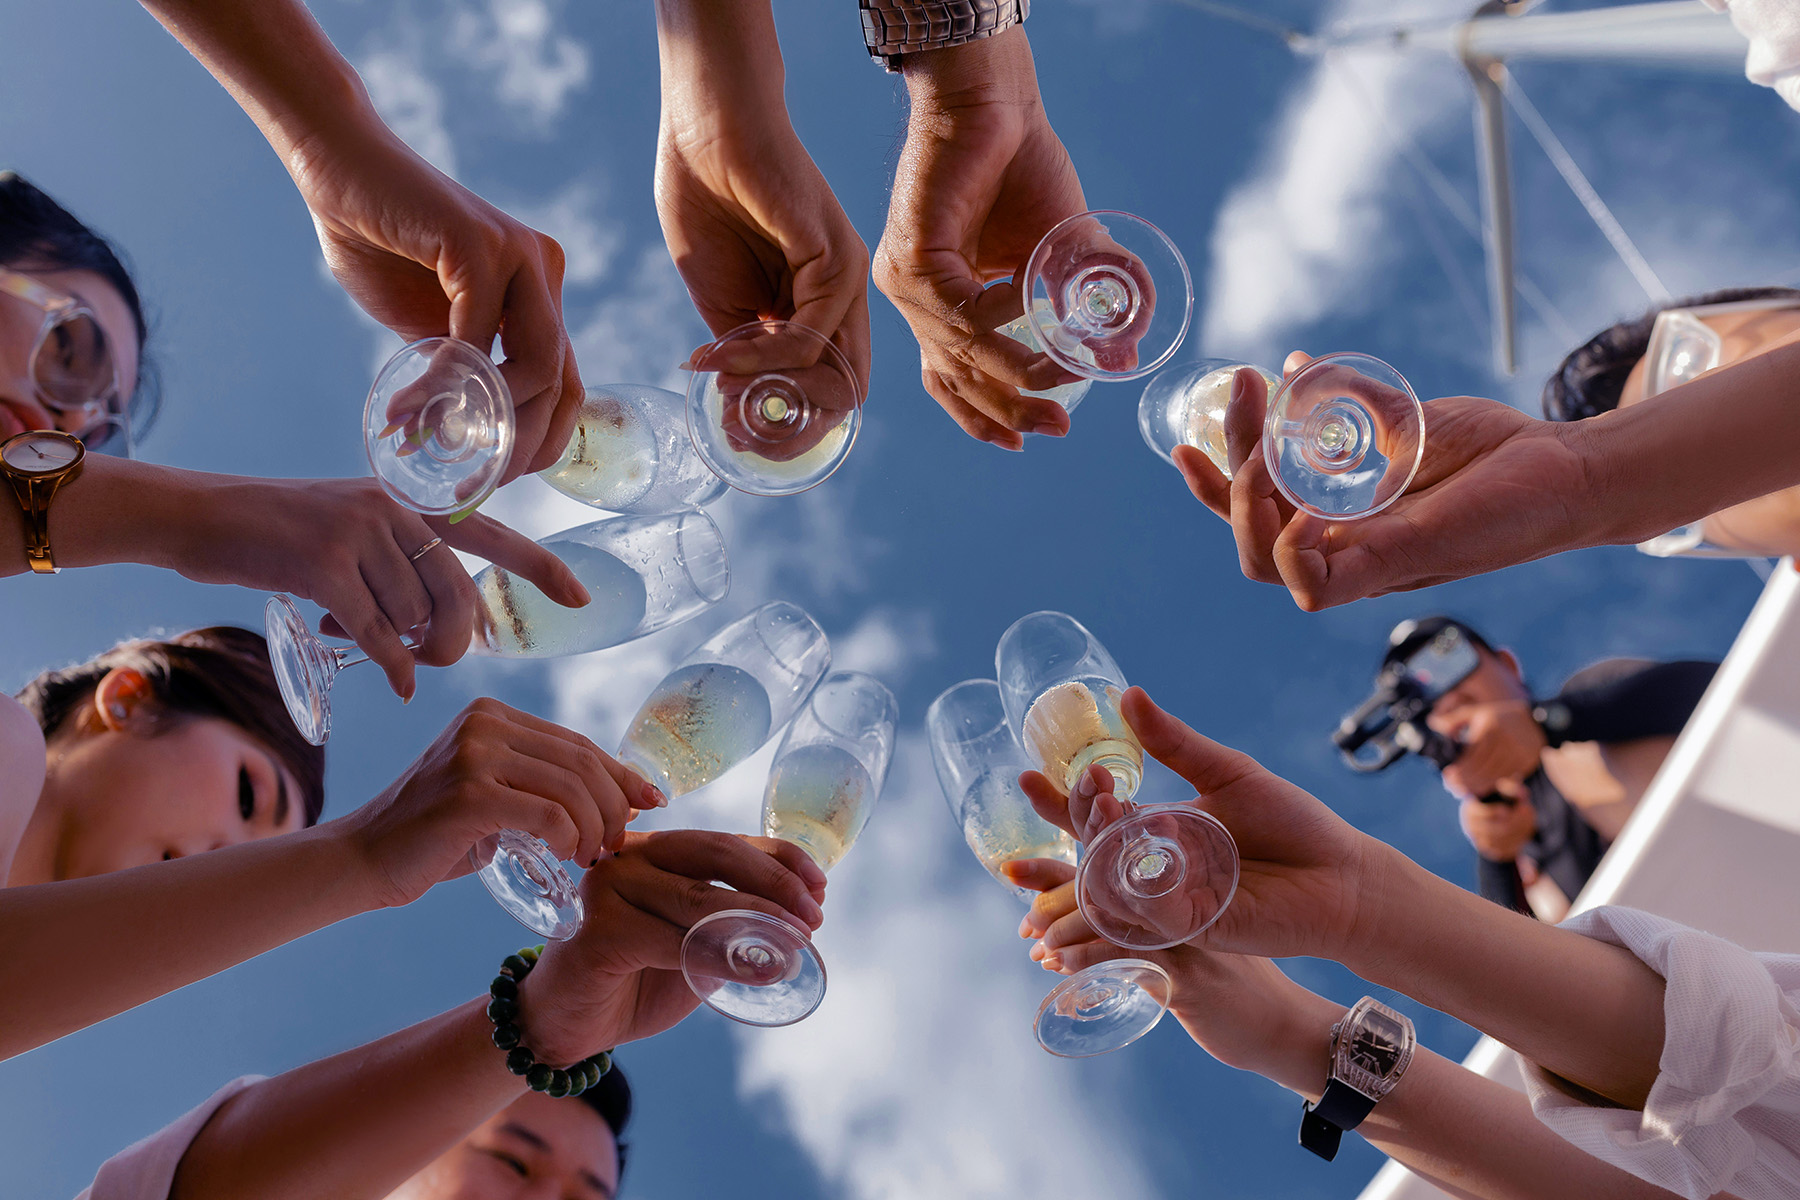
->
xmin=1 ymin=1 xmax=1795 ymax=1196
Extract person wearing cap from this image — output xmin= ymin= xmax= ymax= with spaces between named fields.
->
xmin=1377 ymin=617 xmax=1716 ymax=920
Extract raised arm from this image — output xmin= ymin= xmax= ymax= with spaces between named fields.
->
xmin=0 ymin=457 xmax=582 ymax=697
xmin=133 ymin=0 xmax=580 ymax=476
xmin=1177 ymin=340 xmax=1800 ymax=609
xmin=163 ymin=831 xmax=825 ymax=1200
xmin=1010 ymin=858 xmax=1713 ymax=1200
xmin=0 ymin=699 xmax=656 ymax=1061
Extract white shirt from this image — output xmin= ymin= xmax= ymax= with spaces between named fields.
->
xmin=74 ymin=1078 xmax=259 ymax=1200
xmin=1521 ymin=907 xmax=1800 ymax=1200
xmin=1704 ymin=0 xmax=1800 ymax=111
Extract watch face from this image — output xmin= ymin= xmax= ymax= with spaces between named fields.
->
xmin=3 ymin=432 xmax=81 ymax=473
xmin=1347 ymin=1010 xmax=1407 ymax=1076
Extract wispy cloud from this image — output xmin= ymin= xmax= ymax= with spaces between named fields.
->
xmin=357 ymin=46 xmax=459 ymax=177
xmin=445 ymin=0 xmax=590 ymax=128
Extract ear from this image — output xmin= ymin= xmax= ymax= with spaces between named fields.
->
xmin=1495 ymin=647 xmax=1525 ymax=680
xmin=92 ymin=667 xmax=156 ymax=733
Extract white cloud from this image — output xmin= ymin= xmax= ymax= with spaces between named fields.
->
xmin=446 ymin=0 xmax=590 ymax=128
xmin=502 ymin=181 xmax=623 ymax=290
xmin=565 ymin=247 xmax=706 ymax=390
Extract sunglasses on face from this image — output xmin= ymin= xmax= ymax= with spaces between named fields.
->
xmin=0 ymin=268 xmax=135 ymax=457
xmin=1641 ymin=297 xmax=1800 ymax=401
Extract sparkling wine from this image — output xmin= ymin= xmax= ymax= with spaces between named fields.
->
xmin=1180 ymin=365 xmax=1236 ymax=475
xmin=998 ymin=305 xmax=1093 ymax=413
xmin=1021 ymin=679 xmax=1144 ymax=798
xmin=958 ymin=767 xmax=1078 ymax=899
xmin=538 ymin=389 xmax=659 ymax=511
xmin=620 ymin=662 xmax=774 ymax=797
xmin=472 ymin=541 xmax=649 ymax=657
xmin=762 ymin=743 xmax=875 ymax=871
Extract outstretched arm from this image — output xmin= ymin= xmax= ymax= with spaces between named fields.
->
xmin=135 ymin=0 xmax=581 ymax=477
xmin=163 ymin=831 xmax=825 ymax=1200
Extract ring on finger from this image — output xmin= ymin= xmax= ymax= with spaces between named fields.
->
xmin=409 ymin=536 xmax=444 ymax=562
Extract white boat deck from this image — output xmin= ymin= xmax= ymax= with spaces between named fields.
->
xmin=1359 ymin=562 xmax=1800 ymax=1200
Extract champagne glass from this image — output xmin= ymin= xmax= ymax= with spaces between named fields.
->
xmin=926 ymin=678 xmax=1169 ymax=1058
xmin=364 ymin=337 xmax=514 ymax=518
xmin=685 ymin=320 xmax=862 ymax=496
xmin=1138 ymin=359 xmax=1281 ymax=478
xmin=616 ymin=601 xmax=832 ymax=799
xmin=995 ymin=613 xmax=1241 ymax=1051
xmin=1020 ymin=210 xmax=1193 ymax=385
xmin=538 ymin=384 xmax=730 ymax=515
xmin=683 ymin=672 xmax=897 ymax=1027
xmin=1263 ymin=352 xmax=1425 ymax=520
xmin=267 ymin=511 xmax=730 ymax=940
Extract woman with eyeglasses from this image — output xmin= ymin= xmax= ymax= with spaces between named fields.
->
xmin=0 ymin=172 xmax=588 ymax=702
xmin=1 ymin=624 xmax=662 ymax=1064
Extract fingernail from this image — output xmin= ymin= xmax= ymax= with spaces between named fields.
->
xmin=1029 ymin=940 xmax=1046 ymax=961
xmin=1076 ymin=772 xmax=1098 ymax=800
xmin=1231 ymin=369 xmax=1248 ymax=403
xmin=379 ymin=420 xmax=405 ymax=439
xmin=799 ymin=895 xmax=825 ymax=926
xmin=1018 ymin=915 xmax=1034 ymax=938
xmin=1031 ymin=422 xmax=1064 ymax=437
xmin=1043 ymin=954 xmax=1063 ymax=971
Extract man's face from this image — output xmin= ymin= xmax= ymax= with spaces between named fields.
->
xmin=390 ymin=1091 xmax=620 ymax=1200
xmin=1426 ymin=646 xmax=1526 ymax=718
xmin=1619 ymin=306 xmax=1800 ymax=557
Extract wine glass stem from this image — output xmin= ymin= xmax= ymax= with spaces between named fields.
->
xmin=334 ymin=633 xmax=420 ymax=674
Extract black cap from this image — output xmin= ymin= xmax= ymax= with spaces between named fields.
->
xmin=1380 ymin=616 xmax=1495 ymax=672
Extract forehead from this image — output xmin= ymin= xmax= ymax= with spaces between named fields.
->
xmin=12 ymin=265 xmax=141 ymax=396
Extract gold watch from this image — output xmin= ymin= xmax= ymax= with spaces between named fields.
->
xmin=2 ymin=429 xmax=86 ymax=574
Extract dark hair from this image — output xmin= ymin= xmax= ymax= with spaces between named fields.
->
xmin=573 ymin=1060 xmax=633 ymax=1183
xmin=1541 ymin=285 xmax=1800 ymax=422
xmin=15 ymin=626 xmax=325 ymax=827
xmin=0 ymin=170 xmax=160 ymax=444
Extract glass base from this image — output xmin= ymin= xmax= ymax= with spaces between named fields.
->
xmin=1035 ymin=959 xmax=1172 ymax=1058
xmin=265 ymin=594 xmax=335 ymax=747
xmin=1264 ymin=352 xmax=1423 ymax=521
xmin=472 ymin=829 xmax=583 ymax=941
xmin=682 ymin=909 xmax=825 ymax=1027
xmin=366 ymin=337 xmax=514 ymax=517
xmin=1077 ymin=806 xmax=1240 ymax=951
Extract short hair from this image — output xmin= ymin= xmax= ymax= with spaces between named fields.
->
xmin=15 ymin=626 xmax=326 ymax=827
xmin=0 ymin=170 xmax=160 ymax=446
xmin=1541 ymin=285 xmax=1800 ymax=422
xmin=573 ymin=1059 xmax=632 ymax=1183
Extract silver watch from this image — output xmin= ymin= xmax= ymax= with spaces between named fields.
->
xmin=859 ymin=0 xmax=1030 ymax=72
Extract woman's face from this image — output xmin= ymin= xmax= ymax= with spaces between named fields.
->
xmin=0 ymin=265 xmax=140 ymax=443
xmin=37 ymin=705 xmax=304 ymax=881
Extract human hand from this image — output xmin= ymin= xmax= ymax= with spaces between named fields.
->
xmin=1007 ymin=856 xmax=1332 ymax=1084
xmin=1019 ymin=686 xmax=1391 ymax=965
xmin=1430 ymin=698 xmax=1546 ymax=800
xmin=656 ymin=26 xmax=870 ymax=402
xmin=285 ymin=122 xmax=581 ymax=479
xmin=1174 ymin=355 xmax=1593 ymax=610
xmin=874 ymin=26 xmax=1089 ymax=449
xmin=1460 ymin=791 xmax=1538 ymax=862
xmin=335 ymin=698 xmax=663 ymax=909
xmin=172 ymin=476 xmax=585 ymax=699
xmin=517 ymin=830 xmax=827 ymax=1061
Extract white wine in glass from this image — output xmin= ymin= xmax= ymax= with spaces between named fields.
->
xmin=685 ymin=671 xmax=897 ymax=1027
xmin=538 ymin=384 xmax=729 ymax=515
xmin=618 ymin=601 xmax=831 ymax=799
xmin=998 ymin=611 xmax=1144 ymax=801
xmin=996 ymin=302 xmax=1093 ymax=416
xmin=1138 ymin=359 xmax=1280 ymax=478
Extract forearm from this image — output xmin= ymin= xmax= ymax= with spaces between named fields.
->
xmin=172 ymin=999 xmax=525 ymax=1200
xmin=900 ymin=23 xmax=1040 ymax=107
xmin=1224 ymin=986 xmax=1686 ymax=1200
xmin=1576 ymin=337 xmax=1800 ymax=547
xmin=0 ymin=825 xmax=379 ymax=1060
xmin=135 ymin=0 xmax=383 ymax=167
xmin=655 ymin=0 xmax=786 ymax=126
xmin=1351 ymin=849 xmax=1665 ymax=1108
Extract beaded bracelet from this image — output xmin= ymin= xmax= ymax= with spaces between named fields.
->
xmin=488 ymin=945 xmax=613 ymax=1098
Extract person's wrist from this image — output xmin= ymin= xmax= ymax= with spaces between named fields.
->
xmin=512 ymin=950 xmax=616 ymax=1068
xmin=656 ymin=0 xmax=785 ymax=119
xmin=318 ymin=809 xmax=419 ymax=914
xmin=901 ymin=23 xmax=1037 ymax=108
xmin=1339 ymin=839 xmax=1437 ymax=982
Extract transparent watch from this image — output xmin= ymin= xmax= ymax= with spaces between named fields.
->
xmin=1299 ymin=996 xmax=1416 ymax=1161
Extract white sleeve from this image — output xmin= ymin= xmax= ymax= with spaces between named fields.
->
xmin=73 ymin=1077 xmax=262 ymax=1200
xmin=1519 ymin=907 xmax=1800 ymax=1200
xmin=1701 ymin=0 xmax=1800 ymax=112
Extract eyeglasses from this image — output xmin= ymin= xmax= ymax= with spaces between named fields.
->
xmin=0 ymin=268 xmax=135 ymax=457
xmin=1642 ymin=297 xmax=1800 ymax=401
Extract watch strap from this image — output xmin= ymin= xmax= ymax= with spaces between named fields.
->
xmin=1299 ymin=1080 xmax=1378 ymax=1161
xmin=859 ymin=0 xmax=1029 ymax=71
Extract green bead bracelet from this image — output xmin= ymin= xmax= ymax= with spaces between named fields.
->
xmin=488 ymin=944 xmax=613 ymax=1098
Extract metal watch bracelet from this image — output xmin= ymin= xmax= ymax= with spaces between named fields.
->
xmin=859 ymin=0 xmax=1030 ymax=71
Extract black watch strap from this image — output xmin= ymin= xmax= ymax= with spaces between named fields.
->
xmin=1299 ymin=1080 xmax=1378 ymax=1161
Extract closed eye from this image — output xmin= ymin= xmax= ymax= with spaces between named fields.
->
xmin=481 ymin=1148 xmax=529 ymax=1178
xmin=238 ymin=765 xmax=255 ymax=823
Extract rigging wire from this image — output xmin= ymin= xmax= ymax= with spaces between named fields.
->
xmin=1499 ymin=65 xmax=1674 ymax=303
